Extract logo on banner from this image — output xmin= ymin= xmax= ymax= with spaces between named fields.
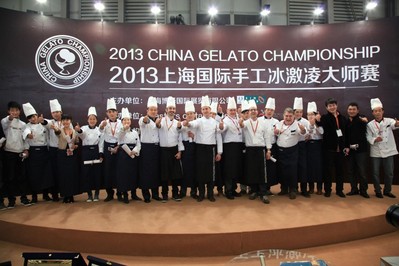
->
xmin=35 ymin=35 xmax=94 ymax=89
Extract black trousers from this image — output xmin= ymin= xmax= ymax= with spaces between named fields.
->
xmin=3 ymin=151 xmax=29 ymax=202
xmin=323 ymin=150 xmax=344 ymax=193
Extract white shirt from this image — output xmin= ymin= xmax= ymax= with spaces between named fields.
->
xmin=306 ymin=122 xmax=324 ymax=140
xmin=220 ymin=115 xmax=243 ymax=143
xmin=242 ymin=118 xmax=271 ymax=148
xmin=187 ymin=116 xmax=223 ymax=154
xmin=78 ymin=125 xmax=104 ymax=152
xmin=181 ymin=126 xmax=196 ymax=143
xmin=138 ymin=117 xmax=159 ymax=144
xmin=158 ymin=117 xmax=184 ymax=151
xmin=296 ymin=117 xmax=310 ymax=142
xmin=23 ymin=123 xmax=50 ymax=147
xmin=118 ymin=128 xmax=141 ymax=155
xmin=367 ymin=118 xmax=398 ymax=158
xmin=275 ymin=120 xmax=306 ymax=148
xmin=1 ymin=116 xmax=28 ymax=153
xmin=260 ymin=116 xmax=279 ymax=144
xmin=99 ymin=119 xmax=122 ymax=144
xmin=46 ymin=119 xmax=62 ymax=148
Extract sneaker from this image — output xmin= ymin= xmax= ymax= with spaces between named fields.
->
xmin=31 ymin=195 xmax=38 ymax=204
xmin=21 ymin=199 xmax=32 ymax=206
xmin=161 ymin=195 xmax=168 ymax=203
xmin=7 ymin=202 xmax=15 ymax=209
xmin=93 ymin=196 xmax=99 ymax=202
xmin=86 ymin=197 xmax=93 ymax=203
xmin=172 ymin=195 xmax=182 ymax=202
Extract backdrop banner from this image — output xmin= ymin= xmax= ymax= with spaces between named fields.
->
xmin=0 ymin=7 xmax=398 ymax=126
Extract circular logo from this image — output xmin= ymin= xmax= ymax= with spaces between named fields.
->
xmin=35 ymin=35 xmax=94 ymax=89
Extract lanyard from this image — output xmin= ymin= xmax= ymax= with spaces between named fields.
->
xmin=334 ymin=113 xmax=340 ymax=129
xmin=165 ymin=117 xmax=174 ymax=131
xmin=109 ymin=120 xmax=117 ymax=136
xmin=374 ymin=119 xmax=383 ymax=132
xmin=250 ymin=119 xmax=259 ymax=135
xmin=228 ymin=115 xmax=240 ymax=132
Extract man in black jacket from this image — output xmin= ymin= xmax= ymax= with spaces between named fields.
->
xmin=344 ymin=102 xmax=370 ymax=198
xmin=316 ymin=98 xmax=347 ymax=198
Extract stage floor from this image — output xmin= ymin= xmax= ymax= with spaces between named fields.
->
xmin=0 ymin=184 xmax=398 ymax=258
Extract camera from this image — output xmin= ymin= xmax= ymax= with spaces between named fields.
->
xmin=385 ymin=204 xmax=399 ymax=228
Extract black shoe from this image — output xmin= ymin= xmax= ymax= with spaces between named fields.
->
xmin=346 ymin=190 xmax=359 ymax=196
xmin=240 ymin=189 xmax=247 ymax=195
xmin=360 ymin=192 xmax=370 ymax=198
xmin=52 ymin=195 xmax=60 ymax=202
xmin=249 ymin=192 xmax=257 ymax=200
xmin=289 ymin=192 xmax=296 ymax=200
xmin=265 ymin=190 xmax=274 ymax=196
xmin=208 ymin=196 xmax=216 ymax=202
xmin=261 ymin=195 xmax=270 ymax=204
xmin=0 ymin=202 xmax=7 ymax=211
xmin=336 ymin=191 xmax=346 ymax=198
xmin=226 ymin=194 xmax=234 ymax=200
xmin=161 ymin=195 xmax=168 ymax=203
xmin=217 ymin=189 xmax=223 ymax=197
xmin=21 ymin=199 xmax=32 ymax=206
xmin=190 ymin=193 xmax=198 ymax=200
xmin=123 ymin=197 xmax=129 ymax=204
xmin=301 ymin=191 xmax=311 ymax=198
xmin=324 ymin=191 xmax=331 ymax=197
xmin=144 ymin=198 xmax=151 ymax=203
xmin=172 ymin=195 xmax=182 ymax=202
xmin=197 ymin=195 xmax=204 ymax=202
xmin=278 ymin=190 xmax=288 ymax=196
xmin=62 ymin=197 xmax=69 ymax=203
xmin=232 ymin=191 xmax=241 ymax=197
xmin=7 ymin=202 xmax=15 ymax=209
xmin=31 ymin=195 xmax=38 ymax=204
xmin=376 ymin=192 xmax=383 ymax=198
xmin=152 ymin=196 xmax=162 ymax=201
xmin=383 ymin=192 xmax=396 ymax=198
xmin=104 ymin=195 xmax=114 ymax=202
xmin=131 ymin=194 xmax=142 ymax=201
xmin=43 ymin=194 xmax=52 ymax=201
xmin=117 ymin=194 xmax=123 ymax=202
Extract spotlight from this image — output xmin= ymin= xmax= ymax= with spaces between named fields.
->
xmin=94 ymin=2 xmax=105 ymax=12
xmin=313 ymin=7 xmax=324 ymax=16
xmin=208 ymin=7 xmax=218 ymax=17
xmin=366 ymin=1 xmax=378 ymax=10
xmin=36 ymin=0 xmax=47 ymax=3
xmin=260 ymin=5 xmax=271 ymax=17
xmin=151 ymin=5 xmax=161 ymax=15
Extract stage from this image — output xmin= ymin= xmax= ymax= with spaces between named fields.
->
xmin=0 ymin=184 xmax=398 ymax=265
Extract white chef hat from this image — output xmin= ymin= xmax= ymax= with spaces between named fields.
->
xmin=106 ymin=98 xmax=117 ymax=110
xmin=265 ymin=97 xmax=276 ymax=110
xmin=370 ymin=98 xmax=383 ymax=110
xmin=87 ymin=106 xmax=97 ymax=117
xmin=227 ymin=97 xmax=237 ymax=110
xmin=121 ymin=107 xmax=131 ymax=119
xmin=241 ymin=100 xmax=250 ymax=113
xmin=210 ymin=102 xmax=218 ymax=114
xmin=166 ymin=96 xmax=176 ymax=108
xmin=147 ymin=96 xmax=158 ymax=108
xmin=49 ymin=99 xmax=62 ymax=113
xmin=307 ymin=102 xmax=317 ymax=113
xmin=201 ymin=95 xmax=211 ymax=108
xmin=23 ymin=102 xmax=37 ymax=117
xmin=293 ymin=97 xmax=303 ymax=110
xmin=248 ymin=99 xmax=257 ymax=109
xmin=185 ymin=101 xmax=195 ymax=113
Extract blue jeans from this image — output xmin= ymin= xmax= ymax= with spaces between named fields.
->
xmin=371 ymin=156 xmax=394 ymax=194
